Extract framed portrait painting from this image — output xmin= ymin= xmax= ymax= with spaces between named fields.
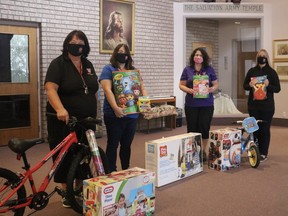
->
xmin=100 ymin=0 xmax=135 ymax=54
xmin=273 ymin=61 xmax=288 ymax=81
xmin=273 ymin=39 xmax=288 ymax=60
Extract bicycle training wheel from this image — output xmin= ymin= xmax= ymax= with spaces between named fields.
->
xmin=66 ymin=146 xmax=110 ymax=214
xmin=0 ymin=168 xmax=27 ymax=216
xmin=248 ymin=144 xmax=260 ymax=168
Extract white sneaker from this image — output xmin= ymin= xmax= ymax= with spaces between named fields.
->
xmin=62 ymin=197 xmax=71 ymax=208
xmin=260 ymin=155 xmax=267 ymax=162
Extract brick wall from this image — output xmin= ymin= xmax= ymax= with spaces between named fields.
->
xmin=186 ymin=19 xmax=219 ymax=77
xmin=0 ymin=0 xmax=203 ymax=138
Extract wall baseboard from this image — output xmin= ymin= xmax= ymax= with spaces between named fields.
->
xmin=180 ymin=115 xmax=288 ymax=127
xmin=272 ymin=118 xmax=288 ymax=127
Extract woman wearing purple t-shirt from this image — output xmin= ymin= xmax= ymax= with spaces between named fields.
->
xmin=179 ymin=48 xmax=218 ymax=162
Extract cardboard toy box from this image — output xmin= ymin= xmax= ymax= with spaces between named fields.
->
xmin=83 ymin=167 xmax=156 ymax=216
xmin=208 ymin=128 xmax=242 ymax=171
xmin=145 ymin=133 xmax=203 ymax=187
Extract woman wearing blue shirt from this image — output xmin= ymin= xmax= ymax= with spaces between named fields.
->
xmin=100 ymin=43 xmax=147 ymax=172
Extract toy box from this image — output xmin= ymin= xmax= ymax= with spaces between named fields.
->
xmin=137 ymin=96 xmax=151 ymax=112
xmin=208 ymin=128 xmax=242 ymax=171
xmin=145 ymin=133 xmax=203 ymax=187
xmin=193 ymin=74 xmax=209 ymax=98
xmin=251 ymin=75 xmax=267 ymax=100
xmin=112 ymin=70 xmax=143 ymax=114
xmin=83 ymin=167 xmax=155 ymax=216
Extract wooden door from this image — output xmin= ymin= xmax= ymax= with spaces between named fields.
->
xmin=0 ymin=25 xmax=39 ymax=145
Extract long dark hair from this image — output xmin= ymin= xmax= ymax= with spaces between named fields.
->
xmin=62 ymin=30 xmax=90 ymax=58
xmin=110 ymin=43 xmax=135 ymax=70
xmin=189 ymin=48 xmax=210 ymax=68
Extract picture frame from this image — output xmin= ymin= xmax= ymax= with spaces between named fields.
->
xmin=273 ymin=39 xmax=288 ymax=60
xmin=192 ymin=42 xmax=213 ymax=59
xmin=100 ymin=0 xmax=135 ymax=54
xmin=273 ymin=61 xmax=288 ymax=81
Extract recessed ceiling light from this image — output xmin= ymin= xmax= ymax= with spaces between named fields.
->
xmin=234 ymin=21 xmax=241 ymax=25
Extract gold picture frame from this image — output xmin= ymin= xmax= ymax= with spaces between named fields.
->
xmin=273 ymin=61 xmax=288 ymax=81
xmin=100 ymin=0 xmax=135 ymax=54
xmin=273 ymin=39 xmax=288 ymax=60
xmin=192 ymin=42 xmax=213 ymax=59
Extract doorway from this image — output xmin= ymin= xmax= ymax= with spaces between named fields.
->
xmin=0 ymin=25 xmax=39 ymax=145
xmin=236 ymin=51 xmax=257 ymax=113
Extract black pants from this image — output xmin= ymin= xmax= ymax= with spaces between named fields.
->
xmin=104 ymin=115 xmax=138 ymax=172
xmin=185 ymin=106 xmax=214 ymax=139
xmin=47 ymin=115 xmax=93 ymax=183
xmin=248 ymin=109 xmax=274 ymax=156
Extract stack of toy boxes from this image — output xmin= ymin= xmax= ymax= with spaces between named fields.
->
xmin=145 ymin=133 xmax=203 ymax=187
xmin=83 ymin=167 xmax=155 ymax=216
xmin=208 ymin=128 xmax=242 ymax=171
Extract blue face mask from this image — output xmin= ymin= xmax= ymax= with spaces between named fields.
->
xmin=67 ymin=44 xmax=85 ymax=56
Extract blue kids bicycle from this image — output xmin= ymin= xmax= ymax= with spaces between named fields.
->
xmin=234 ymin=116 xmax=262 ymax=168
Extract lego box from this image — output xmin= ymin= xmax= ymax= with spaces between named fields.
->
xmin=83 ymin=167 xmax=156 ymax=216
xmin=145 ymin=133 xmax=203 ymax=187
xmin=208 ymin=128 xmax=242 ymax=171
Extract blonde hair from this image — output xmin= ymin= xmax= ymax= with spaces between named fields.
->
xmin=256 ymin=49 xmax=271 ymax=66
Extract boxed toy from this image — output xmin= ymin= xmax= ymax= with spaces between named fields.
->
xmin=193 ymin=74 xmax=209 ymax=98
xmin=112 ymin=70 xmax=143 ymax=114
xmin=137 ymin=96 xmax=151 ymax=112
xmin=208 ymin=128 xmax=241 ymax=171
xmin=83 ymin=167 xmax=155 ymax=216
xmin=145 ymin=133 xmax=203 ymax=187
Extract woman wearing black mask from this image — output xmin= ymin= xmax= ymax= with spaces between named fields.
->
xmin=243 ymin=49 xmax=281 ymax=162
xmin=99 ymin=43 xmax=147 ymax=172
xmin=45 ymin=30 xmax=98 ymax=207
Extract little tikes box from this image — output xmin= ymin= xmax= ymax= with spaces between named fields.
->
xmin=145 ymin=133 xmax=203 ymax=187
xmin=208 ymin=128 xmax=241 ymax=171
xmin=83 ymin=167 xmax=156 ymax=216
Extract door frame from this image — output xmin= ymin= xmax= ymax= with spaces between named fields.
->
xmin=0 ymin=23 xmax=41 ymax=145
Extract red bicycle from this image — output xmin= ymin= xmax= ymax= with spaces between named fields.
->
xmin=0 ymin=113 xmax=109 ymax=215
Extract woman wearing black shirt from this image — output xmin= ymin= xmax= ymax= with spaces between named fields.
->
xmin=45 ymin=30 xmax=98 ymax=207
xmin=243 ymin=49 xmax=281 ymax=162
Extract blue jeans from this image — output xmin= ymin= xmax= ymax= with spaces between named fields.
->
xmin=104 ymin=115 xmax=138 ymax=172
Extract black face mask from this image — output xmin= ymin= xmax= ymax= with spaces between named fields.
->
xmin=116 ymin=53 xmax=128 ymax=63
xmin=67 ymin=44 xmax=85 ymax=56
xmin=257 ymin=56 xmax=267 ymax=65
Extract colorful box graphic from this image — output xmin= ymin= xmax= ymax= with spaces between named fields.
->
xmin=251 ymin=75 xmax=267 ymax=101
xmin=137 ymin=96 xmax=151 ymax=113
xmin=208 ymin=128 xmax=241 ymax=171
xmin=112 ymin=70 xmax=143 ymax=114
xmin=145 ymin=133 xmax=203 ymax=187
xmin=83 ymin=167 xmax=155 ymax=216
xmin=193 ymin=74 xmax=209 ymax=98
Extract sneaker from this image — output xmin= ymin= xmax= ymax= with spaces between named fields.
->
xmin=62 ymin=197 xmax=71 ymax=208
xmin=260 ymin=155 xmax=268 ymax=162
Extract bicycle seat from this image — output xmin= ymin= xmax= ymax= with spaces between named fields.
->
xmin=8 ymin=138 xmax=44 ymax=154
xmin=242 ymin=117 xmax=259 ymax=133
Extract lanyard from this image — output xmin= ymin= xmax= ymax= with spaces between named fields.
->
xmin=79 ymin=63 xmax=89 ymax=94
